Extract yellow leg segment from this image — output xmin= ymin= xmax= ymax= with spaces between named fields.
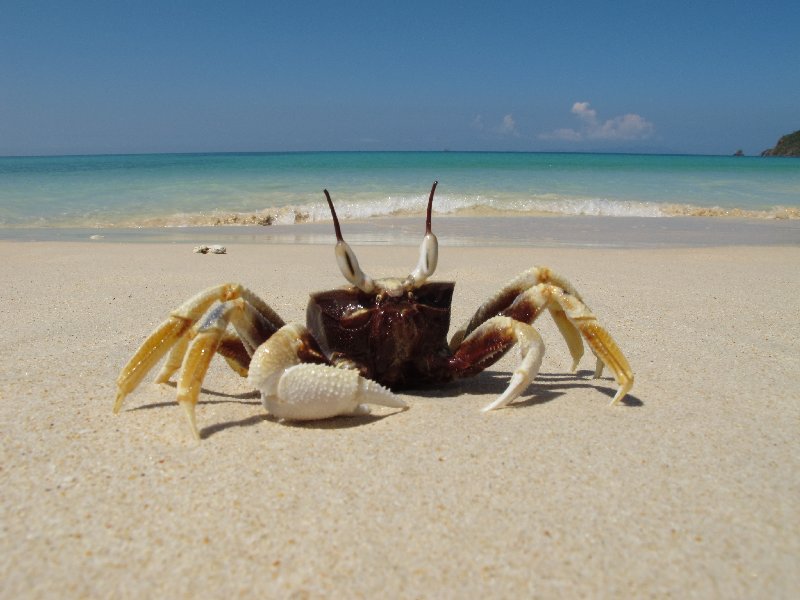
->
xmin=548 ymin=306 xmax=584 ymax=371
xmin=576 ymin=320 xmax=634 ymax=405
xmin=114 ymin=316 xmax=191 ymax=413
xmin=176 ymin=329 xmax=223 ymax=440
xmin=154 ymin=329 xmax=192 ymax=384
xmin=551 ymin=287 xmax=634 ymax=405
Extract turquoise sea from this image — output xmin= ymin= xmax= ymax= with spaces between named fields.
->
xmin=0 ymin=152 xmax=798 ymax=228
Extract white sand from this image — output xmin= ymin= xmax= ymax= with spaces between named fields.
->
xmin=1 ymin=240 xmax=798 ymax=598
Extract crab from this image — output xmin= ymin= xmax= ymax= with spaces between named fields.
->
xmin=114 ymin=182 xmax=633 ymax=439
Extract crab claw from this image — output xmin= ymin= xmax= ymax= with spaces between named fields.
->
xmin=266 ymin=363 xmax=407 ymax=420
xmin=248 ymin=323 xmax=407 ymax=421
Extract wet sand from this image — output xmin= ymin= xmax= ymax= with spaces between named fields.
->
xmin=2 ymin=214 xmax=799 ymax=247
xmin=0 ymin=234 xmax=798 ymax=597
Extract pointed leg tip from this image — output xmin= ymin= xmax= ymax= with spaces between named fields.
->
xmin=113 ymin=391 xmax=126 ymax=414
xmin=570 ymin=359 xmax=580 ymax=373
xmin=482 ymin=371 xmax=530 ymax=413
xmin=179 ymin=401 xmax=201 ymax=440
xmin=591 ymin=355 xmax=605 ymax=379
xmin=609 ymin=382 xmax=633 ymax=406
xmin=481 ymin=394 xmax=511 ymax=413
xmin=481 ymin=399 xmax=509 ymax=412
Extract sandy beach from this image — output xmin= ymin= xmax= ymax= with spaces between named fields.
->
xmin=1 ymin=234 xmax=798 ymax=597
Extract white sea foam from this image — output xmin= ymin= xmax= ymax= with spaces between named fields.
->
xmin=120 ymin=193 xmax=798 ymax=229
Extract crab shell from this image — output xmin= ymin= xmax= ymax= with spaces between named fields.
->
xmin=306 ymin=281 xmax=456 ymax=388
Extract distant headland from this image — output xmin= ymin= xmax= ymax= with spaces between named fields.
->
xmin=761 ymin=129 xmax=800 ymax=157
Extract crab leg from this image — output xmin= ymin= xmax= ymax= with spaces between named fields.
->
xmin=114 ymin=283 xmax=284 ymax=415
xmin=115 ymin=316 xmax=193 ymax=414
xmin=174 ymin=297 xmax=289 ymax=439
xmin=451 ymin=267 xmax=601 ymax=372
xmin=153 ymin=328 xmax=192 ymax=384
xmin=451 ymin=267 xmax=580 ymax=340
xmin=216 ymin=333 xmax=252 ymax=377
xmin=448 ymin=316 xmax=546 ymax=412
xmin=248 ymin=324 xmax=407 ymax=421
xmin=547 ymin=306 xmax=586 ymax=372
xmin=505 ymin=284 xmax=633 ymax=405
xmin=450 ymin=265 xmax=633 ymax=406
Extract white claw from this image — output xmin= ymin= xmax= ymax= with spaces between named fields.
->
xmin=265 ymin=363 xmax=406 ymax=421
xmin=247 ymin=324 xmax=305 ymax=396
xmin=248 ymin=323 xmax=406 ymax=421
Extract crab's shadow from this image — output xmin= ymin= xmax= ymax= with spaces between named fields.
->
xmin=128 ymin=382 xmax=396 ymax=438
xmin=195 ymin=410 xmax=396 ymax=438
xmin=129 ymin=382 xmax=261 ymax=411
xmin=415 ymin=369 xmax=643 ymax=410
xmin=128 ymin=370 xmax=642 ymax=439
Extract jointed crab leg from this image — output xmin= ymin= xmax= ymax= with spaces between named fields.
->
xmin=448 ymin=316 xmax=546 ymax=412
xmin=175 ymin=297 xmax=284 ymax=438
xmin=450 ymin=266 xmax=633 ymax=406
xmin=156 ymin=329 xmax=252 ymax=384
xmin=452 ymin=267 xmax=600 ymax=373
xmin=114 ymin=283 xmax=284 ymax=417
xmin=154 ymin=329 xmax=192 ymax=384
xmin=547 ymin=306 xmax=587 ymax=372
xmin=451 ymin=267 xmax=584 ymax=343
xmin=115 ymin=316 xmax=193 ymax=414
xmin=526 ymin=284 xmax=633 ymax=404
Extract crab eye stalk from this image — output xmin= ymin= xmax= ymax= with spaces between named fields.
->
xmin=404 ymin=181 xmax=439 ymax=289
xmin=324 ymin=189 xmax=375 ymax=293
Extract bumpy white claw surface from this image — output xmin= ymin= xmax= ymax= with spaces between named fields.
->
xmin=264 ymin=363 xmax=407 ymax=421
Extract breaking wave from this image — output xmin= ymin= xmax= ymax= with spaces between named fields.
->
xmin=130 ymin=194 xmax=799 ymax=228
xmin=2 ymin=193 xmax=797 ymax=229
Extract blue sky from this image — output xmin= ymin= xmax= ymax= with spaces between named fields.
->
xmin=1 ymin=0 xmax=798 ymax=156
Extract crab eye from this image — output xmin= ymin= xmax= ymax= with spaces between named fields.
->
xmin=404 ymin=181 xmax=439 ymax=288
xmin=324 ymin=189 xmax=375 ymax=293
xmin=334 ymin=241 xmax=374 ymax=292
xmin=338 ymin=244 xmax=358 ymax=280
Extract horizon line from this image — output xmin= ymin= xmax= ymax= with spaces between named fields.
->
xmin=0 ymin=148 xmax=769 ymax=160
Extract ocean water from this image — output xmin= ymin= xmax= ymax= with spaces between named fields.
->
xmin=0 ymin=152 xmax=798 ymax=228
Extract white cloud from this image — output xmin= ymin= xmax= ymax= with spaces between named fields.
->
xmin=571 ymin=101 xmax=597 ymax=123
xmin=540 ymin=102 xmax=654 ymax=142
xmin=497 ymin=114 xmax=519 ymax=136
xmin=590 ymin=113 xmax=654 ymax=140
xmin=472 ymin=113 xmax=520 ymax=137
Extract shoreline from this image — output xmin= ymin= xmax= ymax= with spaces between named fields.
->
xmin=1 ymin=214 xmax=799 ymax=248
